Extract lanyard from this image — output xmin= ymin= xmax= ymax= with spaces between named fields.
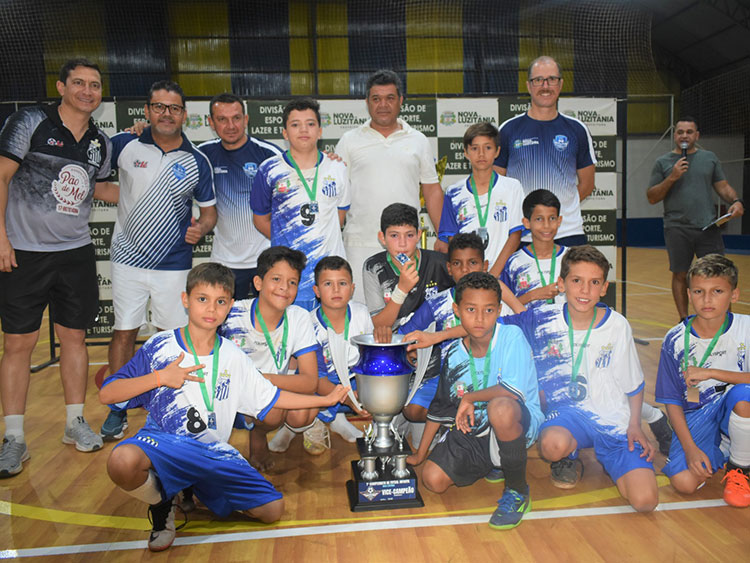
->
xmin=530 ymin=243 xmax=557 ymax=304
xmin=682 ymin=314 xmax=729 ymax=373
xmin=387 ymin=251 xmax=420 ymax=276
xmin=255 ymin=302 xmax=289 ymax=372
xmin=565 ymin=306 xmax=597 ymax=385
xmin=467 ymin=328 xmax=494 ymax=391
xmin=183 ymin=326 xmax=220 ymax=413
xmin=321 ymin=307 xmax=350 ymax=340
xmin=469 ymin=172 xmax=497 ymax=228
xmin=287 ymin=151 xmax=319 ymax=202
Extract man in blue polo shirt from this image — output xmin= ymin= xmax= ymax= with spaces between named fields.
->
xmin=101 ymin=80 xmax=216 ymax=441
xmin=494 ymin=56 xmax=596 ymax=247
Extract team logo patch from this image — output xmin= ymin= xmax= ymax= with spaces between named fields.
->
xmin=553 ymin=134 xmax=569 ymax=151
xmin=738 ymin=342 xmax=746 ymax=371
xmin=493 ymin=202 xmax=507 ymax=222
xmin=134 ymin=160 xmax=148 ymax=168
xmin=454 ymin=381 xmax=466 ymax=398
xmin=457 ymin=206 xmax=468 ymax=222
xmin=425 ymin=282 xmax=438 ymax=299
xmin=231 ymin=336 xmax=246 ymax=348
xmin=87 ymin=139 xmax=102 ymax=167
xmin=513 ymin=137 xmax=539 ymax=149
xmin=519 ymin=274 xmax=531 ymax=290
xmin=51 ymin=164 xmax=89 ymax=216
xmin=243 ymin=162 xmax=258 ymax=179
xmin=545 ymin=339 xmax=562 ymax=357
xmin=172 ymin=163 xmax=187 ymax=180
xmin=320 ymin=112 xmax=331 ymax=128
xmin=595 ymin=343 xmax=613 ymax=368
xmin=277 ymin=180 xmax=289 ymax=193
xmin=321 ymin=176 xmax=337 ymax=197
xmin=440 ymin=111 xmax=456 ymax=126
xmin=47 ymin=138 xmax=63 ymax=147
xmin=215 ymin=369 xmax=232 ymax=401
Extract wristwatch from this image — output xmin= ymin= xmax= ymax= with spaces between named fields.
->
xmin=731 ymin=198 xmax=745 ymax=207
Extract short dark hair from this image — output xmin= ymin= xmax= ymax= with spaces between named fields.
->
xmin=314 ymin=255 xmax=353 ymax=285
xmin=454 ymin=271 xmax=502 ymax=305
xmin=59 ymin=58 xmax=101 ymax=84
xmin=560 ymin=245 xmax=610 ymax=280
xmin=366 ymin=69 xmax=404 ymax=98
xmin=283 ymin=97 xmax=320 ymax=128
xmin=186 ymin=262 xmax=235 ymax=296
xmin=527 ymin=56 xmax=562 ymax=79
xmin=687 ymin=253 xmax=738 ymax=289
xmin=462 ymin=122 xmax=498 ymax=149
xmin=257 ymin=246 xmax=307 ymax=279
xmin=523 ymin=189 xmax=561 ymax=218
xmin=380 ymin=203 xmax=419 ymax=233
xmin=448 ymin=232 xmax=485 ymax=261
xmin=148 ymin=80 xmax=186 ymax=107
xmin=209 ymin=93 xmax=245 ymax=117
xmin=676 ymin=116 xmax=699 ymax=131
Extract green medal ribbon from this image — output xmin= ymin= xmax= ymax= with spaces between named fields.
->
xmin=286 ymin=151 xmax=320 ymax=203
xmin=255 ymin=302 xmax=289 ymax=372
xmin=682 ymin=314 xmax=729 ymax=374
xmin=469 ymin=172 xmax=497 ymax=228
xmin=467 ymin=327 xmax=495 ymax=391
xmin=183 ymin=326 xmax=220 ymax=413
xmin=321 ymin=307 xmax=350 ymax=341
xmin=386 ymin=250 xmax=420 ymax=276
xmin=565 ymin=306 xmax=597 ymax=386
xmin=530 ymin=242 xmax=557 ymax=304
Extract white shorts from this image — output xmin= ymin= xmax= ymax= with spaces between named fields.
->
xmin=111 ymin=262 xmax=188 ymax=330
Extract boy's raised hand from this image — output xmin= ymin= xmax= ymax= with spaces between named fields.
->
xmin=372 ymin=326 xmax=393 ymax=343
xmin=158 ymin=352 xmax=205 ymax=388
xmin=396 ymin=258 xmax=419 ymax=293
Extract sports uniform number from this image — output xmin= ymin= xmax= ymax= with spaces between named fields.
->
xmin=186 ymin=407 xmax=207 ymax=433
xmin=300 ymin=203 xmax=316 ymax=226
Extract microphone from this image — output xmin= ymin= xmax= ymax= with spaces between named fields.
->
xmin=680 ymin=142 xmax=689 ymax=159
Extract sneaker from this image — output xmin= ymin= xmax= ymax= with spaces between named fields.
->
xmin=177 ymin=487 xmax=196 ymax=513
xmin=63 ymin=416 xmax=103 ymax=452
xmin=485 ymin=466 xmax=505 ymax=483
xmin=303 ymin=418 xmax=331 ymax=455
xmin=649 ymin=415 xmax=673 ymax=456
xmin=0 ymin=436 xmax=29 ymax=478
xmin=268 ymin=424 xmax=296 ymax=453
xmin=550 ymin=457 xmax=583 ymax=489
xmin=722 ymin=468 xmax=750 ymax=508
xmin=100 ymin=410 xmax=128 ymax=441
xmin=488 ymin=487 xmax=531 ymax=530
xmin=148 ymin=497 xmax=177 ymax=552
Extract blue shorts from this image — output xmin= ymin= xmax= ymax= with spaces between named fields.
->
xmin=541 ymin=407 xmax=653 ymax=482
xmin=117 ymin=429 xmax=281 ymax=517
xmin=407 ymin=377 xmax=439 ymax=409
xmin=662 ymin=384 xmax=750 ymax=477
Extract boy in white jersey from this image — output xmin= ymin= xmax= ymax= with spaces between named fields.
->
xmin=100 ymin=262 xmax=347 ymax=551
xmin=219 ymin=246 xmax=321 ymax=470
xmin=310 ymin=256 xmax=373 ymax=445
xmin=655 ymin=254 xmax=750 ymax=507
xmin=504 ymin=246 xmax=658 ymax=512
xmin=251 ymin=97 xmax=350 ymax=311
xmin=438 ymin=122 xmax=524 ymax=278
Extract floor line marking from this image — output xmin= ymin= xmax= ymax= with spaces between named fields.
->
xmin=0 ymin=498 xmax=727 ymax=559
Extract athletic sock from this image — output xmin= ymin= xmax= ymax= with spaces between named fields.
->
xmin=330 ymin=412 xmax=363 ymax=441
xmin=641 ymin=402 xmax=664 ymax=424
xmin=65 ymin=404 xmax=85 ymax=427
xmin=497 ymin=434 xmax=528 ymax=493
xmin=125 ymin=470 xmax=164 ymax=505
xmin=409 ymin=422 xmax=425 ymax=449
xmin=728 ymin=412 xmax=750 ymax=468
xmin=4 ymin=415 xmax=24 ymax=441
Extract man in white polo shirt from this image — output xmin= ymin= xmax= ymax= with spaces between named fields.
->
xmin=335 ymin=70 xmax=445 ymax=301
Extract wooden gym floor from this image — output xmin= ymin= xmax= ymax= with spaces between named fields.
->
xmin=1 ymin=247 xmax=749 ymax=561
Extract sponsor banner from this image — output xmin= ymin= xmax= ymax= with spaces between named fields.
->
xmin=95 ymin=261 xmax=113 ymax=300
xmin=582 ymin=172 xmax=617 ymax=210
xmin=87 ymin=299 xmax=114 ymax=338
xmin=398 ymin=98 xmax=437 ymax=137
xmin=437 ymin=98 xmax=498 ymax=137
xmin=183 ymin=101 xmax=214 ymax=143
xmin=247 ymin=99 xmax=286 ymax=139
xmin=497 ymin=96 xmax=530 ymax=124
xmin=192 ymin=232 xmax=214 ymax=259
xmin=319 ymin=99 xmax=369 ymax=138
xmin=592 ymin=136 xmax=617 ymax=171
xmin=114 ymin=100 xmax=147 ymax=131
xmin=558 ymin=98 xmax=617 ymax=136
xmin=91 ymin=102 xmax=117 ymax=137
xmin=90 ymin=222 xmax=114 ymax=261
xmin=438 ymin=137 xmax=472 ymax=178
xmin=583 ymin=209 xmax=617 ymax=247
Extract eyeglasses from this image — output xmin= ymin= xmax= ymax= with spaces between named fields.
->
xmin=528 ymin=76 xmax=561 ymax=87
xmin=148 ymin=102 xmax=185 ymax=115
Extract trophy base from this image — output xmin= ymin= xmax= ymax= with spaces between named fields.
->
xmin=346 ymin=452 xmax=424 ymax=512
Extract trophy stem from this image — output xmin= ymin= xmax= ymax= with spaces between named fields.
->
xmin=373 ymin=420 xmax=394 ymax=449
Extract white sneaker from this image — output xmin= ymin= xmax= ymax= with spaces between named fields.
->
xmin=268 ymin=424 xmax=296 ymax=453
xmin=148 ymin=497 xmax=176 ymax=552
xmin=63 ymin=416 xmax=103 ymax=452
xmin=330 ymin=413 xmax=363 ymax=443
xmin=0 ymin=436 xmax=29 ymax=477
xmin=303 ymin=418 xmax=330 ymax=455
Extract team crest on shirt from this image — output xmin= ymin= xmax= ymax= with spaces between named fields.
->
xmin=493 ymin=201 xmax=508 ymax=222
xmin=51 ymin=164 xmax=89 ymax=216
xmin=458 ymin=206 xmax=468 ymax=222
xmin=172 ymin=163 xmax=187 ymax=180
xmin=215 ymin=369 xmax=232 ymax=401
xmin=595 ymin=343 xmax=613 ymax=368
xmin=454 ymin=381 xmax=466 ymax=398
xmin=425 ymin=281 xmax=439 ymax=299
xmin=323 ymin=347 xmax=333 ymax=365
xmin=553 ymin=135 xmax=569 ymax=151
xmin=519 ymin=274 xmax=531 ymax=290
xmin=321 ymin=176 xmax=337 ymax=197
xmin=277 ymin=180 xmax=290 ymax=193
xmin=513 ymin=138 xmax=539 ymax=149
xmin=231 ymin=336 xmax=247 ymax=348
xmin=47 ymin=138 xmax=64 ymax=147
xmin=243 ymin=162 xmax=258 ymax=179
xmin=545 ymin=338 xmax=562 ymax=357
xmin=739 ymin=343 xmax=746 ymax=370
xmin=87 ymin=138 xmax=102 ymax=166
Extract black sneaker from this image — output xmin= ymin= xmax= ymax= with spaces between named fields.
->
xmin=148 ymin=497 xmax=177 ymax=552
xmin=550 ymin=457 xmax=583 ymax=489
xmin=649 ymin=415 xmax=673 ymax=456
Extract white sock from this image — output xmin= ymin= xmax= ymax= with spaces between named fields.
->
xmin=268 ymin=423 xmax=297 ymax=452
xmin=409 ymin=422 xmax=425 ymax=449
xmin=641 ymin=403 xmax=663 ymax=424
xmin=4 ymin=415 xmax=24 ymax=440
xmin=330 ymin=412 xmax=363 ymax=442
xmin=65 ymin=404 xmax=84 ymax=426
xmin=728 ymin=412 xmax=750 ymax=468
xmin=124 ymin=470 xmax=163 ymax=505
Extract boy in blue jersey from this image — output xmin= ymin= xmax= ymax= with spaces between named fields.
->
xmin=310 ymin=256 xmax=373 ymax=444
xmin=438 ymin=122 xmax=524 ymax=278
xmin=504 ymin=246 xmax=658 ymax=512
xmin=251 ymin=97 xmax=350 ymax=311
xmin=655 ymin=254 xmax=750 ymax=507
xmin=219 ymin=246 xmax=322 ymax=470
xmin=407 ymin=272 xmax=542 ymax=529
xmin=101 ymin=262 xmax=348 ymax=551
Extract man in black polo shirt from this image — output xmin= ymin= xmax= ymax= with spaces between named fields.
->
xmin=0 ymin=58 xmax=117 ymax=477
